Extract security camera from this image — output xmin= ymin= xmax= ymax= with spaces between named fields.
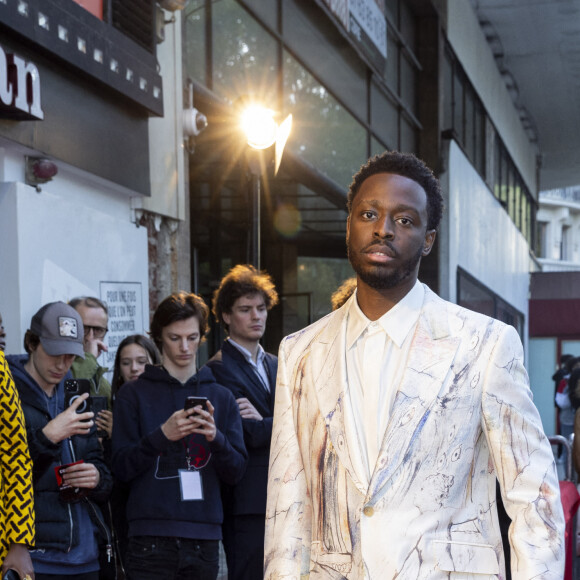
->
xmin=183 ymin=107 xmax=208 ymax=137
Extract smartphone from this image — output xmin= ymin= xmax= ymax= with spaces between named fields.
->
xmin=64 ymin=378 xmax=92 ymax=414
xmin=184 ymin=395 xmax=208 ymax=412
xmin=92 ymin=396 xmax=109 ymax=438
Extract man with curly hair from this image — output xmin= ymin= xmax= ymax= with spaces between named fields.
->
xmin=207 ymin=265 xmax=279 ymax=580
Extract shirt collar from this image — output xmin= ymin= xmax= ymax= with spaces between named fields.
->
xmin=346 ymin=280 xmax=425 ymax=349
xmin=227 ymin=337 xmax=266 ymax=366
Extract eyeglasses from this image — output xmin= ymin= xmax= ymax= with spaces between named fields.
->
xmin=84 ymin=325 xmax=108 ymax=339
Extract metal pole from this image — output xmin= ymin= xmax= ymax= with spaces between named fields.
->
xmin=251 ymin=172 xmax=261 ymax=269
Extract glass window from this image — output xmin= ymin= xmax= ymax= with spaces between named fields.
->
xmin=385 ymin=0 xmax=399 ymax=27
xmin=282 ymin=0 xmax=367 ymax=122
xmin=283 ymin=50 xmax=367 ymax=188
xmin=400 ymin=53 xmax=416 ymax=112
xmin=453 ymin=71 xmax=464 ymax=145
xmin=371 ymin=82 xmax=398 ymax=149
xmin=536 ymin=221 xmax=548 ymax=257
xmin=507 ymin=163 xmax=515 ymax=218
xmin=239 ymin=0 xmax=279 ymax=31
xmin=458 ymin=271 xmax=494 ymax=318
xmin=458 ymin=268 xmax=524 ymax=339
xmin=522 ymin=194 xmax=529 ymax=244
xmin=464 ymin=85 xmax=475 ymax=160
xmin=212 ymin=0 xmax=279 ymax=105
xmin=386 ymin=32 xmax=399 ymax=94
xmin=371 ymin=136 xmax=387 ymax=157
xmin=400 ymin=2 xmax=416 ymax=53
xmin=493 ymin=133 xmax=502 ymax=200
xmin=474 ymin=102 xmax=485 ymax=175
xmin=297 ymin=257 xmax=354 ymax=320
xmin=400 ymin=115 xmax=417 ymax=153
xmin=514 ymin=178 xmax=522 ymax=230
xmin=443 ymin=51 xmax=453 ymax=131
xmin=184 ymin=0 xmax=207 ymax=85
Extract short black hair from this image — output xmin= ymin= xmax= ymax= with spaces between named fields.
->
xmin=347 ymin=151 xmax=444 ymax=231
xmin=212 ymin=264 xmax=279 ymax=331
xmin=150 ymin=292 xmax=209 ymax=353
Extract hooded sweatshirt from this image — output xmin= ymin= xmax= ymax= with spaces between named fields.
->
xmin=111 ymin=364 xmax=247 ymax=540
xmin=7 ymin=354 xmax=112 ymax=575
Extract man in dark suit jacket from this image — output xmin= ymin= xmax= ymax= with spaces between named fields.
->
xmin=206 ymin=264 xmax=279 ymax=580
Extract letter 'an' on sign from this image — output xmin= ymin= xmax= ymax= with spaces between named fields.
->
xmin=0 ymin=44 xmax=44 ymax=120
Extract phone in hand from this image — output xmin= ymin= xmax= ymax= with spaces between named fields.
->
xmin=64 ymin=379 xmax=92 ymax=414
xmin=184 ymin=395 xmax=208 ymax=413
xmin=92 ymin=396 xmax=109 ymax=438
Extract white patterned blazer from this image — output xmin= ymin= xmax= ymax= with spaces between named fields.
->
xmin=265 ymin=285 xmax=565 ymax=579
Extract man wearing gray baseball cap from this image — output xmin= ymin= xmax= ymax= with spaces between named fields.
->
xmin=7 ymin=301 xmax=113 ymax=579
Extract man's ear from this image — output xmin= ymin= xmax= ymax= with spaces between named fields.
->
xmin=422 ymin=230 xmax=437 ymax=256
xmin=346 ymin=216 xmax=350 ymax=244
xmin=222 ymin=312 xmax=231 ymax=326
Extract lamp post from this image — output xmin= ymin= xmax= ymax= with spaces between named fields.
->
xmin=240 ymin=105 xmax=292 ymax=269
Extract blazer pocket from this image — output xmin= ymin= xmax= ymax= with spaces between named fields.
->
xmin=434 ymin=540 xmax=499 ymax=577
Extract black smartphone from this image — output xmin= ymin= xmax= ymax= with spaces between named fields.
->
xmin=92 ymin=396 xmax=109 ymax=438
xmin=64 ymin=378 xmax=92 ymax=414
xmin=184 ymin=395 xmax=208 ymax=412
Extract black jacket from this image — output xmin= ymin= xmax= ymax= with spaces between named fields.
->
xmin=7 ymin=355 xmax=113 ymax=552
xmin=206 ymin=339 xmax=277 ymax=515
xmin=111 ymin=364 xmax=247 ymax=540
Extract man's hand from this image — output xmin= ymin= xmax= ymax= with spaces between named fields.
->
xmin=95 ymin=409 xmax=113 ymax=439
xmin=162 ymin=401 xmax=217 ymax=442
xmin=1 ymin=542 xmax=34 ymax=579
xmin=237 ymin=397 xmax=263 ymax=420
xmin=60 ymin=461 xmax=101 ymax=490
xmin=42 ymin=393 xmax=94 ymax=443
xmin=84 ymin=337 xmax=108 ymax=358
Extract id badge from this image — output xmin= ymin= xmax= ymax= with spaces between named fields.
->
xmin=179 ymin=469 xmax=203 ymax=501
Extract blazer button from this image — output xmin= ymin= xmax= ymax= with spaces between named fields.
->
xmin=363 ymin=505 xmax=374 ymax=517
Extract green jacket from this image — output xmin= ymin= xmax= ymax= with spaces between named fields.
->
xmin=72 ymin=352 xmax=112 ymax=407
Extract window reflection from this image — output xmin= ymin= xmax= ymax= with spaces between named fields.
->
xmin=212 ymin=0 xmax=278 ymax=105
xmin=283 ymin=51 xmax=367 ymax=188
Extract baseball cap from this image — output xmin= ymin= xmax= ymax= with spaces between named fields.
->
xmin=30 ymin=302 xmax=85 ymax=358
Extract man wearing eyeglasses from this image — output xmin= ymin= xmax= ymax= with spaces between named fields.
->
xmin=69 ymin=297 xmax=112 ymax=438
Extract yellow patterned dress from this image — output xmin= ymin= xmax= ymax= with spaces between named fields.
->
xmin=0 ymin=351 xmax=34 ymax=564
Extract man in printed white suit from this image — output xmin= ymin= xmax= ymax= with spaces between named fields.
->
xmin=264 ymin=151 xmax=565 ymax=579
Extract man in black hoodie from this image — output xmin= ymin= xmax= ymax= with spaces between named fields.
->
xmin=112 ymin=292 xmax=247 ymax=580
xmin=7 ymin=301 xmax=112 ymax=580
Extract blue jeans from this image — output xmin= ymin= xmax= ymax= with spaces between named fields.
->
xmin=125 ymin=536 xmax=219 ymax=580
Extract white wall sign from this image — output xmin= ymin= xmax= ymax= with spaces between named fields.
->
xmin=322 ymin=0 xmax=387 ymax=61
xmin=0 ymin=44 xmax=44 ymax=120
xmin=100 ymin=282 xmax=145 ymax=370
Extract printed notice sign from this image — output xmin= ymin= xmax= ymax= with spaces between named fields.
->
xmin=100 ymin=282 xmax=144 ymax=371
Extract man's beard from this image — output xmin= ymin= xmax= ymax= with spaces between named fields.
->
xmin=347 ymin=242 xmax=423 ymax=290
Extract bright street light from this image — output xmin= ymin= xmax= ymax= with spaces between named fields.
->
xmin=240 ymin=105 xmax=277 ymax=150
xmin=239 ymin=104 xmax=293 ymax=268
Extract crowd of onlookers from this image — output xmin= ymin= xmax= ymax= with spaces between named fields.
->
xmin=0 ymin=264 xmax=279 ymax=580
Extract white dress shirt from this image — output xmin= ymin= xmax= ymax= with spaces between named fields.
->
xmin=345 ymin=281 xmax=424 ymax=483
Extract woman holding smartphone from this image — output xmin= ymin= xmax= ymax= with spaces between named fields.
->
xmin=111 ymin=292 xmax=247 ymax=580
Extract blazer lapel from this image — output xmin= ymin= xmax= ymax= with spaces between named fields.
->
xmin=310 ymin=300 xmax=368 ymax=494
xmin=367 ymin=289 xmax=461 ymax=504
xmin=223 ymin=341 xmax=271 ymax=415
